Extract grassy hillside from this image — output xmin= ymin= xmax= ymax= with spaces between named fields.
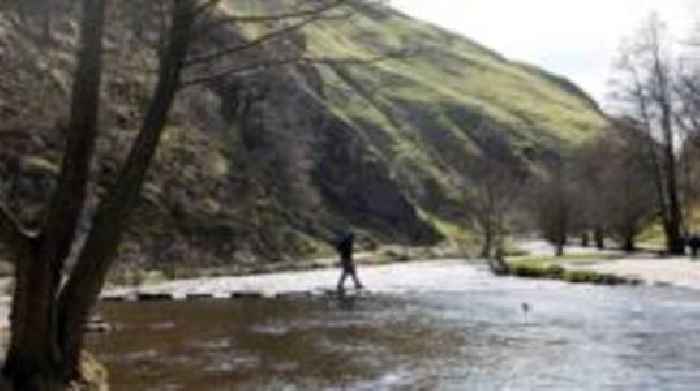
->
xmin=0 ymin=1 xmax=609 ymax=268
xmin=308 ymin=11 xmax=606 ymax=143
xmin=237 ymin=1 xmax=609 ymax=234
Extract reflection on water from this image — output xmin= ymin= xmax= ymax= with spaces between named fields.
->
xmin=89 ymin=266 xmax=700 ymax=390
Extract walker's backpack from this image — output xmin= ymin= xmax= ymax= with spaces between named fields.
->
xmin=335 ymin=233 xmax=349 ymax=251
xmin=334 ymin=232 xmax=353 ymax=256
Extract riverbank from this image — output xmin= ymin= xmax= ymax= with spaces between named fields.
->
xmin=499 ymin=258 xmax=643 ymax=286
xmin=509 ymin=240 xmax=700 ymax=288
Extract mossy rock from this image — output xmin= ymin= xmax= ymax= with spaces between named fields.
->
xmin=0 ymin=352 xmax=108 ymax=391
xmin=72 ymin=351 xmax=109 ymax=391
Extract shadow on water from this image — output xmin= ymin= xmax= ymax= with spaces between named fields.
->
xmin=89 ymin=268 xmax=700 ymax=390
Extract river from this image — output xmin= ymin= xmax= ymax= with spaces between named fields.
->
xmin=88 ymin=261 xmax=700 ymax=390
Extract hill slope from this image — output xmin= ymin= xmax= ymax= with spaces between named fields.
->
xmin=0 ymin=1 xmax=608 ymax=268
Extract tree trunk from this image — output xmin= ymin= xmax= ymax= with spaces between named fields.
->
xmin=623 ymin=235 xmax=636 ymax=253
xmin=581 ymin=232 xmax=589 ymax=247
xmin=56 ymin=0 xmax=196 ymax=378
xmin=659 ymin=69 xmax=684 ymax=255
xmin=480 ymin=222 xmax=493 ymax=259
xmin=2 ymin=252 xmax=65 ymax=391
xmin=4 ymin=0 xmax=106 ymax=388
xmin=663 ymin=168 xmax=684 ymax=256
xmin=3 ymin=1 xmax=196 ymax=388
xmin=555 ymin=241 xmax=565 ymax=257
xmin=594 ymin=228 xmax=605 ymax=250
xmin=555 ymin=229 xmax=566 ymax=257
xmin=665 ymin=223 xmax=686 ymax=255
xmin=555 ymin=222 xmax=567 ymax=257
xmin=0 ymin=208 xmax=61 ymax=390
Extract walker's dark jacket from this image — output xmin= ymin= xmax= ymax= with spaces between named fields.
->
xmin=336 ymin=234 xmax=354 ymax=270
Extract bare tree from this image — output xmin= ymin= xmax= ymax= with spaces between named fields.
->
xmin=462 ymin=124 xmax=525 ymax=258
xmin=533 ymin=157 xmax=573 ymax=257
xmin=569 ymin=148 xmax=605 ymax=249
xmin=575 ymin=123 xmax=656 ymax=252
xmin=0 ymin=0 xmax=387 ymax=389
xmin=674 ymin=57 xmax=700 ymax=233
xmin=610 ymin=13 xmax=685 ymax=254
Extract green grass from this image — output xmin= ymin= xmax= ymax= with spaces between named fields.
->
xmin=504 ymin=259 xmax=641 ymax=285
xmin=303 ymin=9 xmax=608 ymax=143
xmin=299 ymin=6 xmax=608 ymax=239
xmin=226 ymin=0 xmax=609 ymax=189
xmin=507 ymin=253 xmax=623 ymax=268
xmin=501 ymin=253 xmax=641 ymax=285
xmin=638 ymin=222 xmax=666 ymax=248
xmin=418 ymin=209 xmax=480 ymax=252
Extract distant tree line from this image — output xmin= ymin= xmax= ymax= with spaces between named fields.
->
xmin=530 ymin=122 xmax=660 ymax=256
xmin=470 ymin=12 xmax=700 ymax=258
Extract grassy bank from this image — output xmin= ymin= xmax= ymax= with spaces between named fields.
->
xmin=503 ymin=254 xmax=642 ymax=286
xmin=508 ymin=253 xmax=623 ymax=267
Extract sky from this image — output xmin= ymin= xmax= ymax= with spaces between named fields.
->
xmin=390 ymin=0 xmax=697 ymax=106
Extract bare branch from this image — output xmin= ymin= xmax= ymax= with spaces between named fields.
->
xmin=39 ymin=0 xmax=106 ymax=270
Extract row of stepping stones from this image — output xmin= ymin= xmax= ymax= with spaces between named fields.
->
xmin=100 ymin=289 xmax=371 ymax=302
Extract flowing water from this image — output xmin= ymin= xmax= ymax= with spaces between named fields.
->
xmin=88 ymin=262 xmax=700 ymax=390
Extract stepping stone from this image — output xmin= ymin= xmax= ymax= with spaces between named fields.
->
xmin=136 ymin=292 xmax=173 ymax=302
xmin=321 ymin=289 xmax=370 ymax=297
xmin=186 ymin=293 xmax=214 ymax=300
xmin=101 ymin=295 xmax=127 ymax=302
xmin=230 ymin=291 xmax=263 ymax=299
xmin=275 ymin=291 xmax=312 ymax=299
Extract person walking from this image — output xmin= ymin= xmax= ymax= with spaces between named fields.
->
xmin=336 ymin=231 xmax=364 ymax=291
